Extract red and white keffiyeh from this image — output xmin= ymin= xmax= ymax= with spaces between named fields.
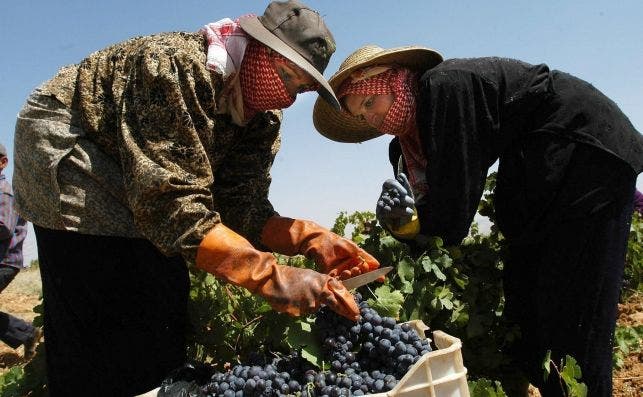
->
xmin=337 ymin=68 xmax=416 ymax=136
xmin=200 ymin=18 xmax=298 ymax=122
xmin=239 ymin=40 xmax=295 ymax=118
xmin=200 ymin=17 xmax=252 ymax=78
xmin=338 ymin=67 xmax=429 ymax=200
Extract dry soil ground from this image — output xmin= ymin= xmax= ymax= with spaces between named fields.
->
xmin=0 ymin=266 xmax=641 ymax=396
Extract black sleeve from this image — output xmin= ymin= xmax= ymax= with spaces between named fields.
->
xmin=415 ymin=69 xmax=500 ymax=245
xmin=388 ymin=137 xmax=403 ymax=174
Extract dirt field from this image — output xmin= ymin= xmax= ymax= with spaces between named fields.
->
xmin=1 ymin=266 xmax=641 ymax=396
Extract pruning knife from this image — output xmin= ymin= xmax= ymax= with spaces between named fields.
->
xmin=341 ymin=266 xmax=393 ymax=290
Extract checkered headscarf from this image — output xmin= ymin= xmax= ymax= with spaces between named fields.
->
xmin=239 ymin=40 xmax=296 ymax=118
xmin=339 ymin=67 xmax=428 ymax=199
xmin=337 ymin=68 xmax=417 ymax=136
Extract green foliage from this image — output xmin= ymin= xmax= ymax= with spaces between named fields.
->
xmin=3 ymin=172 xmax=639 ymax=393
xmin=542 ymin=352 xmax=588 ymax=397
xmin=0 ymin=366 xmax=25 ymax=396
xmin=468 ymin=378 xmax=507 ymax=397
xmin=282 ymin=317 xmax=323 ymax=369
xmin=186 ymin=270 xmax=301 ymax=366
xmin=330 ymin=175 xmax=517 ymax=379
xmin=138 ymin=185 xmax=643 ymax=383
xmin=365 ymin=284 xmax=405 ymax=318
xmin=623 ymin=212 xmax=643 ymax=296
xmin=0 ymin=298 xmax=47 ymax=396
xmin=613 ymin=324 xmax=643 ymax=369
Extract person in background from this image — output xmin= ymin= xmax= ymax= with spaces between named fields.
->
xmin=0 ymin=143 xmax=39 ymax=359
xmin=313 ymin=45 xmax=643 ymax=397
xmin=13 ymin=1 xmax=379 ymax=395
xmin=634 ymin=189 xmax=643 ymax=215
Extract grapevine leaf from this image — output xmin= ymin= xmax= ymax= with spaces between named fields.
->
xmin=367 ymin=285 xmax=404 ymax=319
xmin=542 ymin=350 xmax=552 ymax=381
xmin=353 ymin=234 xmax=366 ymax=245
xmin=404 ymin=283 xmax=426 ymax=320
xmin=569 ymin=383 xmax=588 ymax=397
xmin=285 ymin=319 xmax=323 ymax=368
xmin=431 ymin=264 xmax=447 ymax=281
xmin=380 ymin=235 xmax=398 ymax=250
xmin=421 ymin=256 xmax=433 ymax=274
xmin=434 ymin=253 xmax=453 ymax=269
xmin=560 ymin=355 xmax=581 ymax=383
xmin=560 ymin=355 xmax=587 ymax=397
xmin=397 ymin=256 xmax=415 ymax=294
xmin=427 ymin=236 xmax=444 ymax=249
xmin=468 ymin=378 xmax=507 ymax=397
xmin=452 ymin=273 xmax=468 ymax=289
xmin=254 ymin=303 xmax=274 ymax=314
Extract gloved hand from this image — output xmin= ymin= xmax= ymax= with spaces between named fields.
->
xmin=260 ymin=216 xmax=380 ymax=280
xmin=196 ymin=223 xmax=359 ymax=321
xmin=376 ymin=173 xmax=420 ymax=239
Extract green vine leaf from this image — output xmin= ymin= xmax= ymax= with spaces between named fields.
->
xmin=368 ymin=285 xmax=404 ymax=319
xmin=397 ymin=256 xmax=415 ymax=294
xmin=420 ymin=255 xmax=433 ymax=273
xmin=434 ymin=253 xmax=453 ymax=269
xmin=542 ymin=350 xmax=553 ymax=381
xmin=285 ymin=318 xmax=322 ymax=368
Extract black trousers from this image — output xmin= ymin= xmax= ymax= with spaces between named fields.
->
xmin=497 ymin=138 xmax=636 ymax=397
xmin=0 ymin=266 xmax=36 ymax=349
xmin=34 ymin=226 xmax=190 ymax=397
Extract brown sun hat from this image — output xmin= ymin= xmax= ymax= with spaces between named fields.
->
xmin=313 ymin=44 xmax=443 ymax=143
xmin=239 ymin=0 xmax=340 ymax=109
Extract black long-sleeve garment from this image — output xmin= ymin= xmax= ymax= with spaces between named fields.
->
xmin=390 ymin=57 xmax=643 ymax=246
xmin=388 ymin=57 xmax=642 ymax=395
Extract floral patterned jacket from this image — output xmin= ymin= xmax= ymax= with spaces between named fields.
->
xmin=13 ymin=31 xmax=280 ymax=265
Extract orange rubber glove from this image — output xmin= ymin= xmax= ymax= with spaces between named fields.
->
xmin=196 ymin=223 xmax=359 ymax=321
xmin=260 ymin=216 xmax=380 ymax=280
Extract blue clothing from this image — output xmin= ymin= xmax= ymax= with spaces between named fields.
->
xmin=0 ymin=173 xmax=34 ymax=350
xmin=0 ymin=174 xmax=27 ymax=268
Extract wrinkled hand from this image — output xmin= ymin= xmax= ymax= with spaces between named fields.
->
xmin=197 ymin=223 xmax=359 ymax=320
xmin=261 ymin=216 xmax=380 ymax=280
xmin=376 ymin=173 xmax=416 ymax=229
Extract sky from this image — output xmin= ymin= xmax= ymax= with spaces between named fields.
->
xmin=2 ymin=0 xmax=642 ymax=264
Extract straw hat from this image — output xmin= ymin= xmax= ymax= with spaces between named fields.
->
xmin=313 ymin=45 xmax=443 ymax=143
xmin=240 ymin=0 xmax=340 ymax=109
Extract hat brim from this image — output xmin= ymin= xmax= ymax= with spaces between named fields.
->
xmin=239 ymin=15 xmax=340 ymax=110
xmin=313 ymin=46 xmax=443 ymax=143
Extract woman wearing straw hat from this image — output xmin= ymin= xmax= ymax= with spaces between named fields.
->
xmin=313 ymin=45 xmax=643 ymax=397
xmin=12 ymin=1 xmax=380 ymax=395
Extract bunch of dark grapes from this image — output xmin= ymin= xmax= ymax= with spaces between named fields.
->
xmin=308 ymin=292 xmax=433 ymax=395
xmin=201 ymin=362 xmax=303 ymax=397
xmin=163 ymin=293 xmax=433 ymax=396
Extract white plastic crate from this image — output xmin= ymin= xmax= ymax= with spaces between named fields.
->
xmin=369 ymin=320 xmax=469 ymax=397
xmin=138 ymin=320 xmax=469 ymax=397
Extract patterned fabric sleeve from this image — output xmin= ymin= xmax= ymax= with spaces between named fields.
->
xmin=116 ymin=39 xmax=281 ymax=263
xmin=117 ymin=44 xmax=222 ymax=264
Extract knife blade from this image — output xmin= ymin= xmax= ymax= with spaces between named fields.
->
xmin=342 ymin=266 xmax=393 ymax=290
xmin=396 ymin=155 xmax=404 ymax=177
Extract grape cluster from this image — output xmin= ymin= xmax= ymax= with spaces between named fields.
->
xmin=310 ymin=293 xmax=432 ymax=395
xmin=204 ymin=363 xmax=304 ymax=396
xmin=160 ymin=294 xmax=432 ymax=396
